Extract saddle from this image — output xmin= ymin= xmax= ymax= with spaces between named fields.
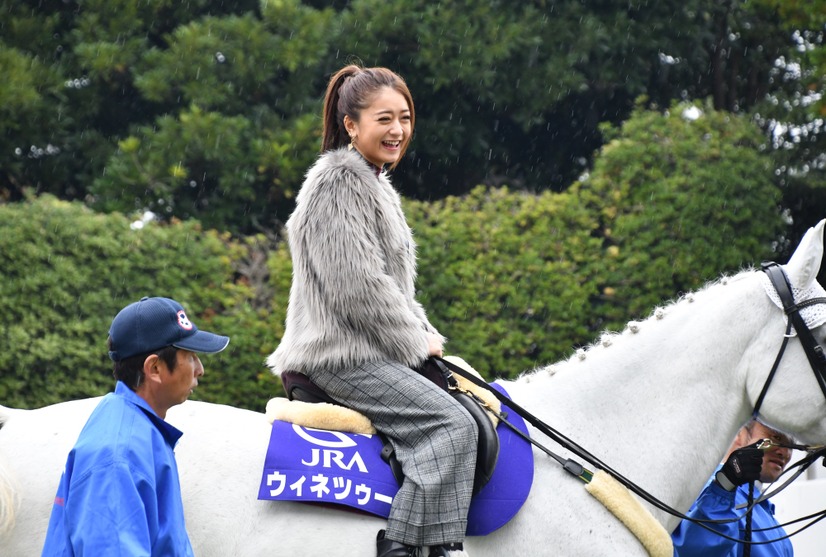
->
xmin=279 ymin=357 xmax=500 ymax=494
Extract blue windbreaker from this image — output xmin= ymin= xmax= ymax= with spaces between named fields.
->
xmin=42 ymin=382 xmax=195 ymax=556
xmin=671 ymin=471 xmax=793 ymax=557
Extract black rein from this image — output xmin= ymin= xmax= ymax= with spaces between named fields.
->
xmin=432 ymin=262 xmax=826 ymax=547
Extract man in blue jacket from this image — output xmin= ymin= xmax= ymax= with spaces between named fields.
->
xmin=671 ymin=420 xmax=794 ymax=556
xmin=42 ymin=297 xmax=230 ymax=556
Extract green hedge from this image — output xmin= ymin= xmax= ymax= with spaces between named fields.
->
xmin=407 ymin=186 xmax=601 ymax=378
xmin=0 ymin=196 xmax=284 ymax=410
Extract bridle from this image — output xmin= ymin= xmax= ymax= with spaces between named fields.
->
xmin=736 ymin=262 xmax=826 ymax=554
xmin=754 ymin=262 xmax=826 ymax=415
xmin=434 ymin=261 xmax=826 ymax=548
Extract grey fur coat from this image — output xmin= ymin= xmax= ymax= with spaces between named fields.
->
xmin=267 ymin=148 xmax=444 ymax=375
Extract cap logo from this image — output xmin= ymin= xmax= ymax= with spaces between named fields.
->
xmin=176 ymin=310 xmax=194 ymax=331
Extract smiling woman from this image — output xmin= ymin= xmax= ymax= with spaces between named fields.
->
xmin=320 ymin=65 xmax=416 ymax=171
xmin=266 ymin=64 xmax=475 ymax=557
xmin=343 ymin=87 xmax=411 ymax=169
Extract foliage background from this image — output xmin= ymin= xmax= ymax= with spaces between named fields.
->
xmin=1 ymin=102 xmax=785 ymax=411
xmin=0 ymin=0 xmax=821 ymax=410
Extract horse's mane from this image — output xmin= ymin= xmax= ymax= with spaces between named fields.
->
xmin=521 ymin=267 xmax=756 ymax=383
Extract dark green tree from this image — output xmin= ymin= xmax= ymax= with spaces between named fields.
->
xmin=89 ymin=3 xmax=337 ymax=233
xmin=2 ymin=0 xmax=820 ymax=238
xmin=0 ymin=0 xmax=258 ymax=203
xmin=334 ymin=0 xmax=798 ymax=202
xmin=749 ymin=0 xmax=826 ymax=253
xmin=3 ymin=0 xmax=817 ymax=234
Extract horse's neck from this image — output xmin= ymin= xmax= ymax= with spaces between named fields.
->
xmin=510 ymin=271 xmax=773 ymax=530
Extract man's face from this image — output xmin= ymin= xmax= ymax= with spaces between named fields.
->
xmin=745 ymin=422 xmax=793 ymax=483
xmin=161 ymin=349 xmax=204 ymax=408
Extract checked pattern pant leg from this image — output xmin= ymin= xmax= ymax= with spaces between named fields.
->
xmin=307 ymin=360 xmax=479 ymax=547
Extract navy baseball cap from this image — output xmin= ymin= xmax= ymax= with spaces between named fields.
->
xmin=108 ymin=297 xmax=230 ymax=361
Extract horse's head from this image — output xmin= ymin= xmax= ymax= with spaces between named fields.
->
xmin=749 ymin=218 xmax=826 ymax=444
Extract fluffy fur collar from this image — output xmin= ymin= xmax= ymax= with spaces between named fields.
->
xmin=268 ymin=148 xmax=443 ymax=376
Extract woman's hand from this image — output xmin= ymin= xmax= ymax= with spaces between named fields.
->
xmin=426 ymin=333 xmax=444 ymax=357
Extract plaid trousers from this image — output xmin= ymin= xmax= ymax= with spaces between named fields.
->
xmin=306 ymin=359 xmax=479 ymax=546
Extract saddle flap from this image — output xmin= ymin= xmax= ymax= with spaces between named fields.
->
xmin=452 ymin=391 xmax=500 ymax=493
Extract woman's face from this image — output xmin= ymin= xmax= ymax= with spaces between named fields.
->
xmin=345 ymin=87 xmax=411 ymax=168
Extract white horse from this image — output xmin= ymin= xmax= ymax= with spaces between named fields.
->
xmin=3 ymin=220 xmax=826 ymax=556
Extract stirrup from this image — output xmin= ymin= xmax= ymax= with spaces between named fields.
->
xmin=376 ymin=529 xmax=419 ymax=557
xmin=428 ymin=542 xmax=464 ymax=557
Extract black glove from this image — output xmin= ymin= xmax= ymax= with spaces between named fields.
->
xmin=715 ymin=443 xmax=763 ymax=491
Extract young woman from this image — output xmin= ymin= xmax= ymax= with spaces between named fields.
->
xmin=268 ymin=65 xmax=478 ymax=557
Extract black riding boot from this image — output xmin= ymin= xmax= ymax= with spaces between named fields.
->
xmin=376 ymin=530 xmax=419 ymax=557
xmin=428 ymin=542 xmax=464 ymax=557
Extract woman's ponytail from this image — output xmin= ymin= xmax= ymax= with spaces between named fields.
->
xmin=321 ymin=65 xmax=360 ymax=152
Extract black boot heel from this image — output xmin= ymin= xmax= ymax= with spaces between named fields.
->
xmin=376 ymin=529 xmax=419 ymax=557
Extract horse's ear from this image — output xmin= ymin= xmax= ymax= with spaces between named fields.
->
xmin=785 ymin=219 xmax=826 ymax=288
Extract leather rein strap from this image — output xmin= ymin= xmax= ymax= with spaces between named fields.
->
xmin=434 ymin=263 xmax=826 ymax=544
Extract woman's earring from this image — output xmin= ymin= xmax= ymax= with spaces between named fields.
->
xmin=348 ymin=134 xmax=355 ymax=151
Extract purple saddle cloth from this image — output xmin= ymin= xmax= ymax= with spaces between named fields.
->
xmin=257 ymin=383 xmax=534 ymax=536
